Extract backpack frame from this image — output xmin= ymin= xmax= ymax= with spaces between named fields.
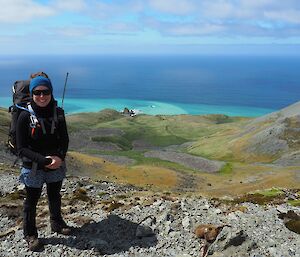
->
xmin=7 ymin=80 xmax=31 ymax=155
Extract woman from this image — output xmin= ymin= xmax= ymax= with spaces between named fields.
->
xmin=16 ymin=75 xmax=70 ymax=251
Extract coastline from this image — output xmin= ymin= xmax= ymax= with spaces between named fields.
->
xmin=0 ymin=97 xmax=274 ymax=117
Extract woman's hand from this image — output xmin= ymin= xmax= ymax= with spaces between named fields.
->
xmin=45 ymin=156 xmax=62 ymax=170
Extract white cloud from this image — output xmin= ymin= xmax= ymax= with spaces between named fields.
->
xmin=166 ymin=23 xmax=224 ymax=36
xmin=104 ymin=22 xmax=141 ymax=33
xmin=50 ymin=26 xmax=95 ymax=37
xmin=52 ymin=0 xmax=87 ymax=12
xmin=1 ymin=0 xmax=300 ymax=42
xmin=0 ymin=0 xmax=55 ymax=23
xmin=201 ymin=0 xmax=300 ymax=23
xmin=0 ymin=0 xmax=87 ymax=24
xmin=265 ymin=10 xmax=300 ymax=24
xmin=144 ymin=17 xmax=224 ymax=36
xmin=201 ymin=1 xmax=237 ymax=19
xmin=87 ymin=0 xmax=144 ymax=19
xmin=240 ymin=0 xmax=277 ymax=8
xmin=148 ymin=0 xmax=196 ymax=15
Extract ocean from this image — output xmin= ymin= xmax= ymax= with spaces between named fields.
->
xmin=1 ymin=55 xmax=300 ymax=116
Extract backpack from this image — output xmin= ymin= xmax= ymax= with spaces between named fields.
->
xmin=6 ymin=80 xmax=60 ymax=156
xmin=7 ymin=80 xmax=31 ymax=155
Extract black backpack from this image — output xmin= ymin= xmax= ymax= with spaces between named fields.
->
xmin=7 ymin=80 xmax=31 ymax=155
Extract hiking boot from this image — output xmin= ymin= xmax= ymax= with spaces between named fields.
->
xmin=50 ymin=219 xmax=73 ymax=235
xmin=25 ymin=236 xmax=42 ymax=251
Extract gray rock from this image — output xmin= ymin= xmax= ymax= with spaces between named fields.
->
xmin=208 ymin=228 xmax=256 ymax=257
xmin=182 ymin=216 xmax=190 ymax=230
xmin=136 ymin=217 xmax=156 ymax=238
xmin=276 ymin=205 xmax=289 ymax=214
xmin=164 ymin=221 xmax=172 ymax=235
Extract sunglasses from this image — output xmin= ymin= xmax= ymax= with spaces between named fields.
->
xmin=32 ymin=89 xmax=51 ymax=96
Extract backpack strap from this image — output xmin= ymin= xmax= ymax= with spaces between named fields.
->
xmin=31 ymin=162 xmax=38 ymax=176
xmin=27 ymin=104 xmax=45 ymax=134
xmin=16 ymin=103 xmax=58 ymax=135
xmin=16 ymin=103 xmax=45 ymax=135
xmin=14 ymin=104 xmax=39 ymax=173
xmin=53 ymin=102 xmax=58 ymax=123
xmin=50 ymin=105 xmax=58 ymax=134
xmin=39 ymin=118 xmax=47 ymax=135
xmin=15 ymin=103 xmax=34 ymax=115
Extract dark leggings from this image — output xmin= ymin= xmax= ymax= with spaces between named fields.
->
xmin=23 ymin=181 xmax=63 ymax=237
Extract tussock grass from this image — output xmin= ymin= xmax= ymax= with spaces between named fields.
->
xmin=203 ymin=114 xmax=246 ymax=124
xmin=0 ymin=109 xmax=10 ymax=141
xmin=128 ymin=165 xmax=178 ymax=189
xmin=219 ymin=163 xmax=233 ymax=175
xmin=68 ymin=151 xmax=179 ymax=190
xmin=91 ymin=136 xmax=132 ymax=150
xmin=192 ymin=163 xmax=300 ymax=197
xmin=255 ymin=188 xmax=284 ymax=197
xmin=288 ymin=200 xmax=300 ymax=207
xmin=232 ymin=193 xmax=285 ymax=205
xmin=66 ymin=109 xmax=123 ymax=132
xmin=72 ymin=187 xmax=91 ymax=202
xmin=98 ymin=191 xmax=109 ymax=197
xmin=102 ymin=200 xmax=124 ymax=212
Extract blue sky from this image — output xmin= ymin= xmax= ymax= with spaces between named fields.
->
xmin=1 ymin=0 xmax=300 ymax=54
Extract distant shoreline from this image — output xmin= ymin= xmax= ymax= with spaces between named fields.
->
xmin=0 ymin=97 xmax=274 ymax=117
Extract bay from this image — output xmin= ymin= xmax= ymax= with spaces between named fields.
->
xmin=1 ymin=54 xmax=299 ymax=116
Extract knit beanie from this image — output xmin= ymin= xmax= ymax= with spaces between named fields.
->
xmin=29 ymin=76 xmax=53 ymax=95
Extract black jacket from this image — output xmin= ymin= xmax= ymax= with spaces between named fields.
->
xmin=16 ymin=100 xmax=69 ymax=170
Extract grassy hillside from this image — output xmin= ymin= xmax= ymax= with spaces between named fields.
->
xmin=0 ymin=106 xmax=299 ymax=197
xmin=67 ymin=151 xmax=179 ymax=191
xmin=69 ymin=112 xmax=248 ymax=148
xmin=67 ymin=109 xmax=123 ymax=132
xmin=66 ymin=109 xmax=300 ymax=196
xmin=0 ymin=108 xmax=10 ymax=142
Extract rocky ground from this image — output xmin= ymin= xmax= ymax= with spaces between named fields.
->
xmin=0 ymin=166 xmax=299 ymax=257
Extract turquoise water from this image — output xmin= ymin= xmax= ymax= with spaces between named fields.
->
xmin=0 ymin=97 xmax=274 ymax=117
xmin=1 ymin=55 xmax=298 ymax=117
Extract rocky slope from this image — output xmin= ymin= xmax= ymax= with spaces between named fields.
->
xmin=0 ymin=167 xmax=299 ymax=257
xmin=242 ymin=101 xmax=300 ymax=165
xmin=188 ymin=101 xmax=300 ymax=165
xmin=253 ymin=100 xmax=300 ymax=122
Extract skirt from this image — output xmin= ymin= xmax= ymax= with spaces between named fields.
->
xmin=20 ymin=163 xmax=66 ymax=188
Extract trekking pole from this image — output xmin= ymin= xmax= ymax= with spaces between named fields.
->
xmin=62 ymin=72 xmax=69 ymax=109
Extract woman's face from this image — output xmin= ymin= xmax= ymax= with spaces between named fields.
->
xmin=32 ymin=85 xmax=52 ymax=107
